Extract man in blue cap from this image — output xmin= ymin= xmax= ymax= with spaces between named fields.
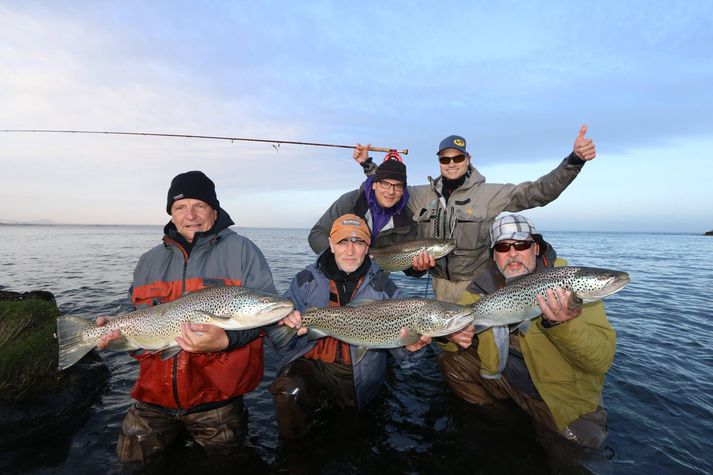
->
xmin=354 ymin=126 xmax=596 ymax=302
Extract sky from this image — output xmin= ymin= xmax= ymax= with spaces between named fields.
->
xmin=1 ymin=1 xmax=711 ymax=232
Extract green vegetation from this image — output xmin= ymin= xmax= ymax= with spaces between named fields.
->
xmin=0 ymin=299 xmax=61 ymax=401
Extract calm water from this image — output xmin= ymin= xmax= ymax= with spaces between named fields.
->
xmin=0 ymin=225 xmax=711 ymax=474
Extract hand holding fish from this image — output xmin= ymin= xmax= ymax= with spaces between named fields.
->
xmin=445 ymin=324 xmax=475 ymax=349
xmin=176 ymin=323 xmax=229 ymax=353
xmin=536 ymin=288 xmax=583 ymax=325
xmin=95 ymin=317 xmax=121 ymax=350
xmin=411 ymin=251 xmax=436 ymax=272
xmin=279 ymin=310 xmax=308 ymax=336
xmin=353 ymin=143 xmax=370 ymax=164
xmin=401 ymin=328 xmax=432 ymax=352
xmin=573 ymin=125 xmax=596 ymax=161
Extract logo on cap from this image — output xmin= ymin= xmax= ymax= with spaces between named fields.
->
xmin=173 ymin=193 xmax=185 ymax=200
xmin=342 ymin=219 xmax=362 ymax=226
xmin=454 ymin=138 xmax=465 ymax=147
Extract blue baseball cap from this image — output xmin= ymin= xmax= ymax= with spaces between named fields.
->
xmin=437 ymin=135 xmax=467 ymax=154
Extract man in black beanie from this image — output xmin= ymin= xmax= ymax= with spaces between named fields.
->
xmin=97 ymin=170 xmax=299 ymax=464
xmin=308 ymin=149 xmax=434 ymax=275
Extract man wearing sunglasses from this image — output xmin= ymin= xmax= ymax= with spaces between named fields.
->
xmin=438 ymin=214 xmax=615 ymax=450
xmin=310 ymin=154 xmax=434 ymax=274
xmin=356 ymin=126 xmax=596 ymax=302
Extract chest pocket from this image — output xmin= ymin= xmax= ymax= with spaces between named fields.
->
xmin=450 ymin=207 xmax=490 ymax=251
xmin=132 ymin=281 xmax=180 ymax=307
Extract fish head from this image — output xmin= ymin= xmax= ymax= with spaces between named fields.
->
xmin=414 ymin=301 xmax=474 ymax=337
xmin=225 ymin=290 xmax=295 ymax=329
xmin=574 ymin=267 xmax=630 ymax=302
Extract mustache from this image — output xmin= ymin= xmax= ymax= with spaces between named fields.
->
xmin=504 ymin=257 xmax=535 ymax=273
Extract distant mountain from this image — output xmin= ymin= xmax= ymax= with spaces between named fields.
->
xmin=0 ymin=218 xmax=57 ymax=225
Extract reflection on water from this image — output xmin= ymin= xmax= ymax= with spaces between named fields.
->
xmin=1 ymin=225 xmax=712 ymax=474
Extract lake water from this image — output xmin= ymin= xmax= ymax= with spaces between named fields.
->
xmin=1 ymin=225 xmax=711 ymax=474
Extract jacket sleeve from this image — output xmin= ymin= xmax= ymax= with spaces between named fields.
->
xmin=262 ymin=273 xmax=310 ymax=350
xmin=489 ymin=153 xmax=586 ymax=212
xmin=537 ymin=300 xmax=616 ymax=374
xmin=405 ymin=184 xmax=432 ymax=217
xmin=308 ymin=189 xmax=363 ymax=254
xmin=225 ymin=328 xmax=263 ymax=350
xmin=239 ymin=238 xmax=278 ymax=294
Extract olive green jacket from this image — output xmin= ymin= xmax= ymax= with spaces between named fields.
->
xmin=457 ymin=258 xmax=616 ymax=430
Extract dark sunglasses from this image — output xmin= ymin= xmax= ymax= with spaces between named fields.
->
xmin=493 ymin=240 xmax=535 ymax=253
xmin=438 ymin=154 xmax=467 ymax=165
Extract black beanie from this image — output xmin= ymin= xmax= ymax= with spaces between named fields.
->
xmin=373 ymin=159 xmax=407 ymax=185
xmin=166 ymin=171 xmax=220 ymax=214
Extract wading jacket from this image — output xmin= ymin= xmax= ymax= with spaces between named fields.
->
xmin=129 ymin=210 xmax=277 ymax=413
xmin=277 ymin=253 xmax=421 ymax=409
xmin=406 ymin=153 xmax=586 ymax=283
xmin=458 ymin=257 xmax=616 ymax=430
xmin=308 ymin=181 xmax=418 ymax=254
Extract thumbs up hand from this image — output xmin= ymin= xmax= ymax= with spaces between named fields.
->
xmin=573 ymin=125 xmax=596 ymax=161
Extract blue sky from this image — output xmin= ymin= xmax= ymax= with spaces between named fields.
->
xmin=1 ymin=1 xmax=711 ymax=232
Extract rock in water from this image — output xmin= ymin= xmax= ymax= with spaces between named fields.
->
xmin=0 ymin=290 xmax=110 ymax=448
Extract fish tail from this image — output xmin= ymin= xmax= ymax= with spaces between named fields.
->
xmin=266 ymin=324 xmax=298 ymax=350
xmin=56 ymin=315 xmax=95 ymax=371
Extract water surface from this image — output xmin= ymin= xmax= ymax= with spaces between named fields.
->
xmin=1 ymin=225 xmax=711 ymax=474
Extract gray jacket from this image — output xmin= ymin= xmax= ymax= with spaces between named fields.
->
xmin=406 ymin=153 xmax=585 ymax=282
xmin=275 ymin=255 xmax=422 ymax=408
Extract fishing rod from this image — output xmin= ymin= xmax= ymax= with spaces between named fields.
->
xmin=0 ymin=129 xmax=409 ymax=155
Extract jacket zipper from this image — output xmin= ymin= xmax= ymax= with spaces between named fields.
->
xmin=172 ymin=251 xmax=189 ymax=411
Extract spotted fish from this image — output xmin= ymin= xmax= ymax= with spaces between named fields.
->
xmin=471 ymin=266 xmax=630 ymax=328
xmin=271 ymin=298 xmax=474 ymax=362
xmin=56 ymin=286 xmax=294 ymax=371
xmin=369 ymin=239 xmax=456 ymax=272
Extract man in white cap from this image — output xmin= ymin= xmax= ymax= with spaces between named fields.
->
xmin=438 ymin=214 xmax=616 ymax=449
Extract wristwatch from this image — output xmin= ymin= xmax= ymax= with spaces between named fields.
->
xmin=541 ymin=316 xmax=561 ymax=328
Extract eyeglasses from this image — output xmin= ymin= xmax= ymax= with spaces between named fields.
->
xmin=493 ymin=240 xmax=535 ymax=253
xmin=438 ymin=154 xmax=467 ymax=165
xmin=377 ymin=180 xmax=405 ymax=192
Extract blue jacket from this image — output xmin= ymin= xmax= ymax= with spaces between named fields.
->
xmin=276 ymin=255 xmax=421 ymax=408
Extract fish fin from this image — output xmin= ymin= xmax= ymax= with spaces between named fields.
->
xmin=474 ymin=323 xmax=491 ymax=334
xmin=347 ymin=299 xmax=377 ymax=307
xmin=159 ymin=347 xmax=182 ymax=360
xmin=398 ymin=327 xmax=422 ymax=346
xmin=474 ymin=306 xmax=542 ymax=332
xmin=267 ymin=324 xmax=298 ymax=349
xmin=567 ymin=294 xmax=584 ymax=310
xmin=354 ymin=346 xmax=369 ymax=363
xmin=306 ymin=329 xmax=329 ymax=340
xmin=56 ymin=315 xmax=96 ymax=371
xmin=102 ymin=335 xmax=132 ymax=351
